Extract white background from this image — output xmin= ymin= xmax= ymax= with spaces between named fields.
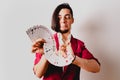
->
xmin=0 ymin=0 xmax=120 ymax=80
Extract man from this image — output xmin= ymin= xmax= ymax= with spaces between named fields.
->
xmin=32 ymin=3 xmax=100 ymax=80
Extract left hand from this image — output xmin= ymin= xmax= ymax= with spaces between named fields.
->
xmin=58 ymin=42 xmax=75 ymax=58
xmin=66 ymin=43 xmax=75 ymax=57
xmin=59 ymin=44 xmax=67 ymax=58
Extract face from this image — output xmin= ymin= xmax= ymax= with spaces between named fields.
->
xmin=58 ymin=8 xmax=74 ymax=33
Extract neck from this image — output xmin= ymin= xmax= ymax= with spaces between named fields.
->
xmin=57 ymin=31 xmax=71 ymax=45
xmin=61 ymin=31 xmax=71 ymax=41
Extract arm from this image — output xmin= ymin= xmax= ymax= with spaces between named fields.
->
xmin=67 ymin=42 xmax=100 ymax=73
xmin=32 ymin=39 xmax=49 ymax=78
xmin=33 ymin=54 xmax=49 ymax=78
xmin=72 ymin=56 xmax=100 ymax=73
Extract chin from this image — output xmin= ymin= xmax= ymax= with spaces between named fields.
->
xmin=60 ymin=29 xmax=69 ymax=33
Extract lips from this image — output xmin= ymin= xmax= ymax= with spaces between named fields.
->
xmin=60 ymin=26 xmax=67 ymax=30
xmin=61 ymin=23 xmax=67 ymax=27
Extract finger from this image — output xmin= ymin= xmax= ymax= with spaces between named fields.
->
xmin=35 ymin=49 xmax=44 ymax=54
xmin=61 ymin=51 xmax=67 ymax=58
xmin=66 ymin=43 xmax=74 ymax=55
xmin=59 ymin=45 xmax=66 ymax=51
xmin=67 ymin=43 xmax=72 ymax=50
xmin=33 ymin=42 xmax=44 ymax=48
xmin=32 ymin=47 xmax=44 ymax=54
xmin=33 ymin=38 xmax=46 ymax=45
xmin=32 ymin=39 xmax=46 ymax=48
xmin=32 ymin=47 xmax=38 ymax=53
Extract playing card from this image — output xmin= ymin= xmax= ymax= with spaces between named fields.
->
xmin=26 ymin=25 xmax=74 ymax=67
xmin=26 ymin=25 xmax=53 ymax=42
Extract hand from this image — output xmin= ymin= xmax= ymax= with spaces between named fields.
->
xmin=66 ymin=43 xmax=75 ymax=57
xmin=32 ymin=38 xmax=46 ymax=54
xmin=59 ymin=44 xmax=67 ymax=58
xmin=58 ymin=42 xmax=74 ymax=58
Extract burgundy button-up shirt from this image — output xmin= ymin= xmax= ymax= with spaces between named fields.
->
xmin=34 ymin=33 xmax=100 ymax=80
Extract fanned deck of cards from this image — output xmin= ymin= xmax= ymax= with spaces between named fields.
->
xmin=26 ymin=25 xmax=74 ymax=67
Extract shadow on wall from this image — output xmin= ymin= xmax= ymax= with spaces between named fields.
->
xmin=78 ymin=12 xmax=115 ymax=80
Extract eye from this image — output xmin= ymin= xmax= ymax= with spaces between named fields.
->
xmin=58 ymin=14 xmax=72 ymax=20
xmin=64 ymin=15 xmax=71 ymax=19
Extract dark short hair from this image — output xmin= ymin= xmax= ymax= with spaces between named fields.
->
xmin=51 ymin=3 xmax=73 ymax=32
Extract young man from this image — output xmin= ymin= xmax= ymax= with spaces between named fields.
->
xmin=32 ymin=3 xmax=100 ymax=80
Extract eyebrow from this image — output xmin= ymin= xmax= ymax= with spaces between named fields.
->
xmin=58 ymin=13 xmax=70 ymax=16
xmin=58 ymin=13 xmax=71 ymax=17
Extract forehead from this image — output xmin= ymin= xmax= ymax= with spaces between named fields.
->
xmin=59 ymin=8 xmax=71 ymax=15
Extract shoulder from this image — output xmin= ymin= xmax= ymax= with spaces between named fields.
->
xmin=72 ymin=36 xmax=84 ymax=46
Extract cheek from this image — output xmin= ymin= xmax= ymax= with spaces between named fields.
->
xmin=67 ymin=22 xmax=72 ymax=26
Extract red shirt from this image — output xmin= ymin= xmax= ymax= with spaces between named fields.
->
xmin=34 ymin=33 xmax=100 ymax=80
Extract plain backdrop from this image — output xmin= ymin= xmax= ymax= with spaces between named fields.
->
xmin=0 ymin=0 xmax=120 ymax=80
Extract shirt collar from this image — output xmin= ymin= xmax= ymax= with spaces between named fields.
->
xmin=57 ymin=33 xmax=71 ymax=45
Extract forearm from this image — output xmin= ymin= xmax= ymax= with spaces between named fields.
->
xmin=34 ymin=55 xmax=49 ymax=78
xmin=73 ymin=56 xmax=100 ymax=73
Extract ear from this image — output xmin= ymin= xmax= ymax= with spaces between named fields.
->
xmin=72 ymin=18 xmax=74 ymax=23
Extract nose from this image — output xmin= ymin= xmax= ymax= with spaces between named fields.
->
xmin=60 ymin=17 xmax=66 ymax=23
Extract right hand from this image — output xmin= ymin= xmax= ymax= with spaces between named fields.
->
xmin=32 ymin=38 xmax=46 ymax=54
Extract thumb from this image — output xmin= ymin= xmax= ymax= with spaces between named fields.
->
xmin=67 ymin=43 xmax=74 ymax=55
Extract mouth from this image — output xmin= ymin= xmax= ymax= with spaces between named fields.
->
xmin=60 ymin=23 xmax=67 ymax=28
xmin=60 ymin=26 xmax=67 ymax=30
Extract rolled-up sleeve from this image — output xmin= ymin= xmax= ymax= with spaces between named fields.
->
xmin=34 ymin=53 xmax=42 ymax=65
xmin=33 ymin=53 xmax=42 ymax=74
xmin=81 ymin=45 xmax=100 ymax=65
